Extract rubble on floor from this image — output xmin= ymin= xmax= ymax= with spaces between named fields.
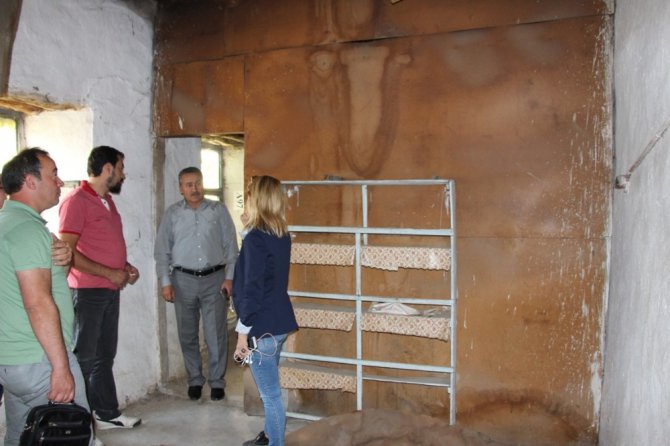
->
xmin=286 ymin=409 xmax=509 ymax=446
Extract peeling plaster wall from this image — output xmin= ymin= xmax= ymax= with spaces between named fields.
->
xmin=8 ymin=0 xmax=157 ymax=405
xmin=600 ymin=0 xmax=670 ymax=444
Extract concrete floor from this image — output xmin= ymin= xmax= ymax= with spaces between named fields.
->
xmin=94 ymin=385 xmax=308 ymax=446
xmin=0 ymin=380 xmax=307 ymax=446
xmin=97 ymin=350 xmax=310 ymax=446
xmin=0 ymin=334 xmax=309 ymax=446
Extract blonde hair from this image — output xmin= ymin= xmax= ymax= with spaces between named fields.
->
xmin=245 ymin=175 xmax=288 ymax=237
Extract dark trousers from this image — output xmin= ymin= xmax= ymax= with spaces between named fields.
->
xmin=73 ymin=288 xmax=121 ymax=421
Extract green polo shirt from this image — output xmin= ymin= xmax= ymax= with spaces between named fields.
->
xmin=0 ymin=200 xmax=74 ymax=364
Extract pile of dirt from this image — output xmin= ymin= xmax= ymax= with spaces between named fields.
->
xmin=286 ymin=409 xmax=510 ymax=446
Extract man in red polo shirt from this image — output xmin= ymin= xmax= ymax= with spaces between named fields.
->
xmin=59 ymin=145 xmax=141 ymax=430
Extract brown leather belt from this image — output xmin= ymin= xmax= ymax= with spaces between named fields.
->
xmin=173 ymin=264 xmax=224 ymax=277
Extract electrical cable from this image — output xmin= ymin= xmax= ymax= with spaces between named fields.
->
xmin=615 ymin=117 xmax=670 ymax=191
xmin=233 ymin=333 xmax=278 ymax=367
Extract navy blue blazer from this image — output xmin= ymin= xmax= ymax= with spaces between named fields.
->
xmin=232 ymin=228 xmax=298 ymax=338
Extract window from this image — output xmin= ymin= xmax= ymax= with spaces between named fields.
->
xmin=201 ymin=146 xmax=223 ymax=201
xmin=0 ymin=110 xmax=22 ymax=169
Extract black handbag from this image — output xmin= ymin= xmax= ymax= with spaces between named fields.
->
xmin=19 ymin=401 xmax=92 ymax=446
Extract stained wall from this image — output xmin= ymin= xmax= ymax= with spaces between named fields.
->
xmin=153 ymin=1 xmax=613 ymax=443
xmin=600 ymin=0 xmax=670 ymax=444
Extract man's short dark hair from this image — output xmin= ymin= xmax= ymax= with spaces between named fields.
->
xmin=1 ymin=147 xmax=49 ymax=194
xmin=178 ymin=166 xmax=202 ymax=183
xmin=88 ymin=145 xmax=124 ymax=177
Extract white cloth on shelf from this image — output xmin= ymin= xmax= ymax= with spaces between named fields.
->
xmin=367 ymin=302 xmax=420 ymax=316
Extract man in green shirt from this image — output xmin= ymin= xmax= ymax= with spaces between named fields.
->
xmin=0 ymin=173 xmax=72 ymax=411
xmin=0 ymin=148 xmax=91 ymax=446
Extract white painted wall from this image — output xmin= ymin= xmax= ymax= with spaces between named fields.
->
xmin=8 ymin=0 xmax=158 ymax=407
xmin=223 ymin=147 xmax=247 ymax=245
xmin=600 ymin=0 xmax=670 ymax=444
xmin=24 ymin=109 xmax=94 ymax=235
xmin=24 ymin=109 xmax=94 ymax=183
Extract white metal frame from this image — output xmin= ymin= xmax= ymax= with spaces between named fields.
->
xmin=281 ymin=179 xmax=457 ymax=425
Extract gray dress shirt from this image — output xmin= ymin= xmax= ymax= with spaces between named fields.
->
xmin=154 ymin=198 xmax=239 ymax=287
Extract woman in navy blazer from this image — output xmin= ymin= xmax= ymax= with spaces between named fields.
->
xmin=233 ymin=175 xmax=297 ymax=446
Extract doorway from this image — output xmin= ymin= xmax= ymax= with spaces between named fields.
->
xmin=202 ymin=133 xmax=246 ymax=402
xmin=160 ymin=133 xmax=246 ymax=403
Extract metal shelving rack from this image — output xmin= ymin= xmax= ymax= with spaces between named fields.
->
xmin=281 ymin=179 xmax=457 ymax=425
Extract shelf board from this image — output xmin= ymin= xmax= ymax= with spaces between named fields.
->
xmin=362 ymin=373 xmax=452 ymax=389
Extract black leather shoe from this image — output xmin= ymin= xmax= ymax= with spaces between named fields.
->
xmin=242 ymin=431 xmax=269 ymax=446
xmin=210 ymin=387 xmax=225 ymax=401
xmin=187 ymin=385 xmax=202 ymax=400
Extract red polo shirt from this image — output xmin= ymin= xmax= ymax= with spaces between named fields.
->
xmin=59 ymin=180 xmax=127 ymax=290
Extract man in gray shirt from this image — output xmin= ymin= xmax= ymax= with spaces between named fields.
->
xmin=154 ymin=167 xmax=239 ymax=401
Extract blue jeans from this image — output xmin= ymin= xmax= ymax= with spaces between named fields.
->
xmin=249 ymin=333 xmax=288 ymax=446
xmin=0 ymin=351 xmax=92 ymax=446
xmin=73 ymin=288 xmax=121 ymax=420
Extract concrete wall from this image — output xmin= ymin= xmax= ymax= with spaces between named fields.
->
xmin=600 ymin=0 xmax=670 ymax=444
xmin=8 ymin=0 xmax=158 ymax=406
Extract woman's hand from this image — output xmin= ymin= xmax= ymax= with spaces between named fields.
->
xmin=234 ymin=333 xmax=249 ymax=362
